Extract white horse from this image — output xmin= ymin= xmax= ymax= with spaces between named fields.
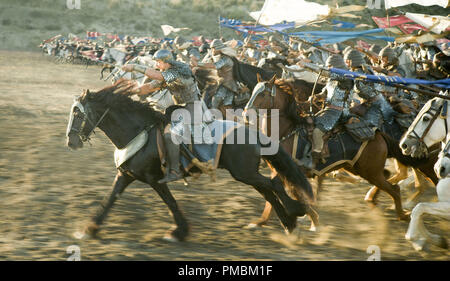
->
xmin=400 ymin=92 xmax=450 ymax=250
xmin=405 ymin=140 xmax=450 ymax=251
xmin=400 ymin=93 xmax=450 ymax=159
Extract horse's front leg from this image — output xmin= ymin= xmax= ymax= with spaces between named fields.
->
xmin=78 ymin=171 xmax=134 ymax=238
xmin=148 ymin=179 xmax=189 ymax=242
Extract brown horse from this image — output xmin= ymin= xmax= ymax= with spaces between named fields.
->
xmin=244 ymin=75 xmax=418 ymax=225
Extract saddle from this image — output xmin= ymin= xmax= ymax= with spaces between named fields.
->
xmin=294 ymin=124 xmax=370 ymax=176
xmin=344 ymin=117 xmax=376 ymax=143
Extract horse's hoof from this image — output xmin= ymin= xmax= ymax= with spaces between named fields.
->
xmin=309 ymin=225 xmax=317 ymax=232
xmin=163 ymin=234 xmax=181 ymax=243
xmin=73 ymin=231 xmax=88 ymax=240
xmin=247 ymin=223 xmax=259 ymax=229
xmin=84 ymin=222 xmax=100 ymax=237
xmin=73 ymin=223 xmax=100 ymax=240
xmin=164 ymin=226 xmax=188 ymax=242
xmin=283 ymin=219 xmax=297 ymax=234
xmin=409 ymin=239 xmax=427 ymax=251
xmin=247 ymin=221 xmax=266 ymax=229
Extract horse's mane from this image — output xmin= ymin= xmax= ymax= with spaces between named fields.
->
xmin=86 ymin=80 xmax=167 ymax=124
xmin=231 ymin=57 xmax=275 ymax=89
xmin=275 ymin=78 xmax=320 ymax=98
xmin=272 ymin=79 xmax=308 ymax=125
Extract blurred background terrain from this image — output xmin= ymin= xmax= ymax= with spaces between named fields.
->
xmin=0 ymin=0 xmax=448 ymax=51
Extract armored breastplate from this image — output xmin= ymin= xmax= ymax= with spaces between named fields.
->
xmin=167 ymin=76 xmax=200 ymax=105
xmin=162 ymin=65 xmax=200 ymax=105
xmin=354 ymin=79 xmax=378 ymax=100
xmin=326 ymin=81 xmax=350 ymax=108
xmin=215 ymin=56 xmax=239 ymax=92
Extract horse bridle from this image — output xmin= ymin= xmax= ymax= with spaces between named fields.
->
xmin=408 ymin=100 xmax=448 ymax=152
xmin=67 ymin=99 xmax=110 ymax=142
xmin=245 ymin=82 xmax=278 ymax=115
xmin=443 ymin=140 xmax=450 ymax=158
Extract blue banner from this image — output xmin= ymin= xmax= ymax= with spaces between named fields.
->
xmin=329 ymin=67 xmax=450 ymax=89
xmin=219 ymin=17 xmax=295 ymax=35
xmin=331 ymin=20 xmax=356 ymax=30
xmin=289 ymin=28 xmax=394 ymax=45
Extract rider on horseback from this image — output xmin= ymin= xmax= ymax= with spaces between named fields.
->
xmin=122 ymin=49 xmax=212 ymax=184
xmin=191 ymin=39 xmax=246 ymax=109
xmin=297 ymin=54 xmax=355 ymax=167
xmin=344 ymin=49 xmax=397 ymax=129
xmin=173 ymin=36 xmax=201 ymax=63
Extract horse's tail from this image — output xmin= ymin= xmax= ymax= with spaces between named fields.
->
xmin=261 ymin=144 xmax=314 ymax=203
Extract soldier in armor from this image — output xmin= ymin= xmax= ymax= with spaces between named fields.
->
xmin=173 ymin=36 xmax=201 ymax=63
xmin=122 ymin=49 xmax=212 ymax=183
xmin=344 ymin=49 xmax=397 ymax=129
xmin=191 ymin=39 xmax=245 ymax=109
xmin=297 ymin=55 xmax=354 ymax=166
xmin=197 ymin=36 xmax=210 ymax=55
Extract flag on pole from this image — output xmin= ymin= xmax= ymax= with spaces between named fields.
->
xmin=86 ymin=31 xmax=101 ymax=39
xmin=160 ymin=25 xmax=190 ymax=36
xmin=372 ymin=15 xmax=428 ymax=34
xmin=405 ymin=13 xmax=450 ymax=34
xmin=249 ymin=0 xmax=330 ymax=25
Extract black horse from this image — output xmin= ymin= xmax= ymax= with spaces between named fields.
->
xmin=66 ymin=81 xmax=314 ymax=241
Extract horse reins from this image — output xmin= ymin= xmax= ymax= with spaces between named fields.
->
xmin=409 ymin=101 xmax=448 ymax=152
xmin=70 ymin=102 xmax=110 ymax=142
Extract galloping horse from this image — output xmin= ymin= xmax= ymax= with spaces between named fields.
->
xmin=66 ymin=81 xmax=314 ymax=241
xmin=399 ymin=94 xmax=450 ymax=250
xmin=405 ymin=139 xmax=450 ymax=251
xmin=400 ymin=95 xmax=450 ymax=159
xmin=244 ymin=75 xmax=440 ymax=224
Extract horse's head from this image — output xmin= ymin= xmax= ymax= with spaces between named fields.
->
xmin=244 ymin=73 xmax=278 ymax=113
xmin=400 ymin=97 xmax=449 ymax=158
xmin=435 ymin=140 xmax=450 ymax=179
xmin=66 ymin=89 xmax=109 ymax=150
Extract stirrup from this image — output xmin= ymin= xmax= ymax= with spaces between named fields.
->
xmin=158 ymin=170 xmax=183 ymax=184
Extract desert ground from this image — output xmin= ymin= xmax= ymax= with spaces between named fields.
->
xmin=0 ymin=50 xmax=448 ymax=260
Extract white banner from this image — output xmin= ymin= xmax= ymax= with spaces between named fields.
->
xmin=405 ymin=12 xmax=450 ymax=34
xmin=249 ymin=0 xmax=330 ymax=25
xmin=384 ymin=0 xmax=449 ymax=9
xmin=160 ymin=25 xmax=190 ymax=36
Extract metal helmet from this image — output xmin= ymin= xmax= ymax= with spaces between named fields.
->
xmin=344 ymin=49 xmax=365 ymax=68
xmin=210 ymin=39 xmax=225 ymax=50
xmin=343 ymin=46 xmax=353 ymax=56
xmin=379 ymin=46 xmax=398 ymax=65
xmin=369 ymin=44 xmax=382 ymax=55
xmin=326 ymin=54 xmax=348 ymax=70
xmin=153 ymin=49 xmax=174 ymax=63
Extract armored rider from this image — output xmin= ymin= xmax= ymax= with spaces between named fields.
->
xmin=191 ymin=39 xmax=244 ymax=109
xmin=344 ymin=49 xmax=397 ymax=129
xmin=173 ymin=36 xmax=201 ymax=64
xmin=122 ymin=49 xmax=212 ymax=184
xmin=297 ymin=54 xmax=355 ymax=166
